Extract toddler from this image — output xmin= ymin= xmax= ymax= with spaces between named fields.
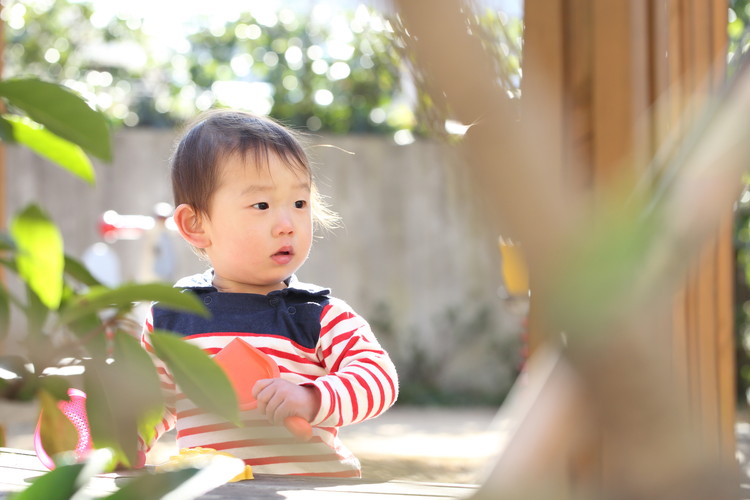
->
xmin=140 ymin=109 xmax=398 ymax=477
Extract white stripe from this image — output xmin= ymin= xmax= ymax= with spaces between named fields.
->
xmin=344 ymin=365 xmax=386 ymax=416
xmin=185 ymin=440 xmax=341 ymax=460
xmin=174 ymin=405 xmax=278 ymax=429
xmin=184 ymin=335 xmax=236 ymax=351
xmin=320 ymin=376 xmax=355 ymax=424
xmin=322 ymin=315 xmax=366 ymax=339
xmin=272 ymin=357 xmax=327 ymax=378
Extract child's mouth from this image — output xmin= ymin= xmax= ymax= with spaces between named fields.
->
xmin=272 ymin=247 xmax=294 ymax=264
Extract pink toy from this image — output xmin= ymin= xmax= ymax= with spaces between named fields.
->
xmin=34 ymin=388 xmax=93 ymax=469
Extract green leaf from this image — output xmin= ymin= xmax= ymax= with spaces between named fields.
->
xmin=36 ymin=388 xmax=79 ymax=463
xmin=0 ymin=78 xmax=112 ymax=161
xmin=0 ymin=355 xmax=33 ymax=399
xmin=24 ymin=282 xmax=50 ymax=343
xmin=112 ymin=331 xmax=165 ymax=447
xmin=63 ymin=311 xmax=107 ymax=358
xmin=0 ymin=258 xmax=18 ymax=276
xmin=10 ymin=449 xmax=114 ymax=500
xmin=0 ymin=115 xmax=15 ymax=143
xmin=104 ymin=468 xmax=199 ymax=500
xmin=5 ymin=115 xmax=95 ymax=184
xmin=0 ymin=286 xmax=10 ymax=341
xmin=544 ymin=197 xmax=662 ymax=341
xmin=83 ymin=359 xmax=137 ymax=468
xmin=11 ymin=205 xmax=64 ymax=310
xmin=84 ymin=334 xmax=167 ymax=468
xmin=0 ymin=232 xmax=16 ymax=252
xmin=38 ymin=375 xmax=73 ymax=401
xmin=64 ymin=254 xmax=102 ymax=288
xmin=151 ymin=331 xmax=240 ymax=425
xmin=60 ymin=283 xmax=208 ymax=325
xmin=9 ymin=463 xmax=87 ymax=500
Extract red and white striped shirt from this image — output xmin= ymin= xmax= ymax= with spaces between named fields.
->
xmin=140 ymin=271 xmax=398 ymax=477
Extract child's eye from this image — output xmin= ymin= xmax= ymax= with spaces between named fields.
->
xmin=252 ymin=202 xmax=270 ymax=210
xmin=295 ymin=200 xmax=307 ymax=209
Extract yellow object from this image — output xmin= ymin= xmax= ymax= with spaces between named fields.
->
xmin=498 ymin=237 xmax=530 ymax=296
xmin=231 ymin=464 xmax=255 ymax=482
xmin=157 ymin=447 xmax=254 ymax=482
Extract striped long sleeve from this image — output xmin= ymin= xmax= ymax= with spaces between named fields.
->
xmin=138 ymin=307 xmax=177 ymax=454
xmin=309 ymin=298 xmax=398 ymax=428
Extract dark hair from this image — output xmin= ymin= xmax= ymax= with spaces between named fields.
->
xmin=170 ymin=109 xmax=338 ymax=230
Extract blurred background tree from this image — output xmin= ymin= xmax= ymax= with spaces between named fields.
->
xmin=0 ymin=0 xmax=523 ymax=138
xmin=1 ymin=0 xmax=407 ymax=130
xmin=730 ymin=0 xmax=750 ymax=69
xmin=730 ymin=0 xmax=750 ymax=407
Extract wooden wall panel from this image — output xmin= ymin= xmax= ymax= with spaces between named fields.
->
xmin=668 ymin=0 xmax=733 ymax=461
xmin=524 ymin=0 xmax=734 ymax=466
xmin=521 ymin=0 xmax=565 ymax=355
xmin=707 ymin=0 xmax=736 ymax=464
xmin=717 ymin=220 xmax=736 ymax=458
xmin=562 ymin=0 xmax=594 ymax=187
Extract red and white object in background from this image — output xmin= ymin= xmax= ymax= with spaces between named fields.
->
xmin=98 ymin=203 xmax=176 ymax=243
xmin=98 ymin=210 xmax=154 ymax=243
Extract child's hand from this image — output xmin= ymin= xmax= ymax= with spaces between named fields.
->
xmin=252 ymin=379 xmax=320 ymax=425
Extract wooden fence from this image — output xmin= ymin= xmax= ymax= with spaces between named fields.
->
xmin=524 ymin=0 xmax=735 ymax=465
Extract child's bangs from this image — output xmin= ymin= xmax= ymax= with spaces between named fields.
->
xmin=239 ymin=144 xmax=311 ymax=181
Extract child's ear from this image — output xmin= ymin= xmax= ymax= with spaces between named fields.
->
xmin=173 ymin=204 xmax=210 ymax=248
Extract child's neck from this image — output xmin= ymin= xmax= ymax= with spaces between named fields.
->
xmin=213 ymin=278 xmax=287 ymax=295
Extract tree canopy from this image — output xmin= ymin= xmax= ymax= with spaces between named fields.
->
xmin=1 ymin=0 xmax=522 ymax=136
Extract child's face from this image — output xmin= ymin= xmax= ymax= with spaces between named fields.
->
xmin=201 ymin=151 xmax=313 ymax=294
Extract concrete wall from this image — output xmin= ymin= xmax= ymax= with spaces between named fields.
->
xmin=6 ymin=128 xmax=523 ymax=401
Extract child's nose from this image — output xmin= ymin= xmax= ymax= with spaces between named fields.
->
xmin=273 ymin=212 xmax=294 ymax=236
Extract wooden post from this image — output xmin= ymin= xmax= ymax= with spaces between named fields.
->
xmin=524 ymin=0 xmax=733 ymax=468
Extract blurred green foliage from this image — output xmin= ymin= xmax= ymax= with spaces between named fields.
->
xmin=730 ymin=0 xmax=750 ymax=66
xmin=731 ymin=0 xmax=750 ymax=405
xmin=184 ymin=10 xmax=402 ymax=134
xmin=1 ymin=1 xmax=406 ymax=130
xmin=735 ymin=182 xmax=750 ymax=405
xmin=388 ymin=6 xmax=523 ymax=143
xmin=1 ymin=0 xmax=522 ymax=137
xmin=0 ymin=73 xmax=239 ymax=495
